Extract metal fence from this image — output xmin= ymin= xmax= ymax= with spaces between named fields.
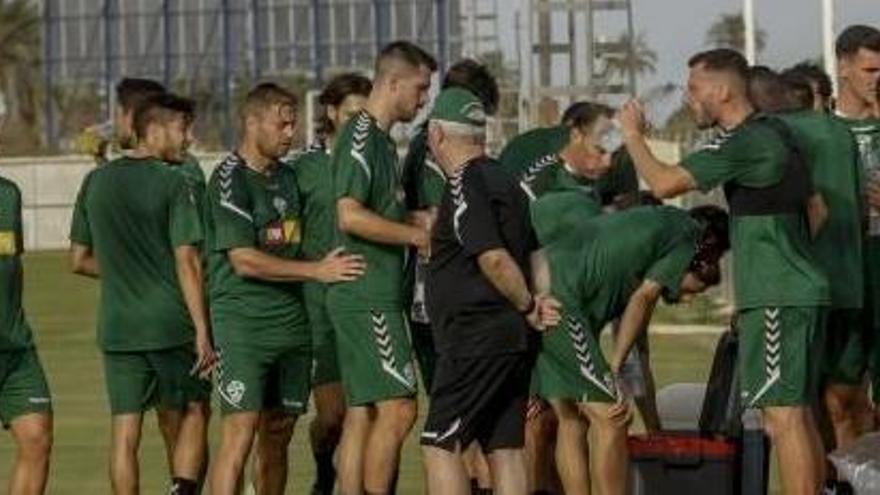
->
xmin=41 ymin=0 xmax=463 ymax=151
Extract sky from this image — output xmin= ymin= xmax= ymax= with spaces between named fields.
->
xmin=493 ymin=0 xmax=880 ymax=115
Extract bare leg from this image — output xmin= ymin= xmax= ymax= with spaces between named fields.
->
xmin=156 ymin=409 xmax=181 ymax=477
xmin=209 ymin=412 xmax=259 ymax=495
xmin=462 ymin=443 xmax=493 ymax=490
xmin=763 ymin=406 xmax=823 ymax=495
xmin=171 ymin=402 xmax=210 ymax=482
xmin=549 ymin=399 xmax=591 ymax=495
xmin=337 ymin=406 xmax=373 ymax=495
xmin=824 ymin=384 xmax=864 ymax=451
xmin=488 ymin=448 xmax=528 ymax=495
xmin=423 ymin=444 xmax=470 ymax=495
xmin=524 ymin=398 xmax=561 ymax=493
xmin=109 ymin=413 xmax=144 ymax=495
xmin=310 ymin=382 xmax=346 ymax=494
xmin=8 ymin=413 xmax=53 ymax=495
xmin=581 ymin=402 xmax=629 ymax=495
xmin=252 ymin=411 xmax=297 ymax=495
xmin=363 ymin=398 xmax=417 ymax=493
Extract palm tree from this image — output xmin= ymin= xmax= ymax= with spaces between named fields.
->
xmin=603 ymin=31 xmax=658 ymax=91
xmin=706 ymin=11 xmax=766 ymax=54
xmin=0 ymin=0 xmax=41 ymax=152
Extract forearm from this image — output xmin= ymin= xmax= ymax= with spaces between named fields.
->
xmin=807 ymin=192 xmax=828 ymax=239
xmin=610 ymin=292 xmax=658 ymax=373
xmin=229 ymin=248 xmax=320 ymax=282
xmin=69 ymin=245 xmax=100 ymax=278
xmin=623 ymin=134 xmax=694 ymax=198
xmin=339 ymin=200 xmax=423 ymax=247
xmin=175 ymin=248 xmax=210 ymax=337
xmin=479 ymin=249 xmax=532 ymax=312
xmin=530 ymin=250 xmax=551 ymax=295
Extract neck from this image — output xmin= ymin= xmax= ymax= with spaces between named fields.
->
xmin=441 ymin=146 xmax=484 ymax=176
xmin=717 ymin=100 xmax=754 ymax=130
xmin=836 ymin=85 xmax=876 ymax=119
xmin=237 ymin=138 xmax=274 ymax=174
xmin=364 ymin=93 xmax=395 ymax=132
xmin=129 ymin=142 xmax=161 ymax=161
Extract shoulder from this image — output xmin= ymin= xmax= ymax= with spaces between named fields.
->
xmin=209 ymin=153 xmax=249 ymax=191
xmin=0 ymin=175 xmax=20 ymax=196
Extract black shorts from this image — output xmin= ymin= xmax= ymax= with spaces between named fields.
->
xmin=421 ymin=352 xmax=529 ymax=453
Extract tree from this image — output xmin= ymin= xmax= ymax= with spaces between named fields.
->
xmin=706 ymin=11 xmax=766 ymax=54
xmin=604 ymin=31 xmax=658 ymax=86
xmin=0 ymin=0 xmax=42 ymax=153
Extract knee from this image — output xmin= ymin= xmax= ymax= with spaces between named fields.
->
xmin=260 ymin=413 xmax=296 ymax=445
xmin=316 ymin=405 xmax=346 ymax=434
xmin=762 ymin=407 xmax=806 ymax=439
xmin=378 ymin=399 xmax=417 ymax=431
xmin=16 ymin=425 xmax=53 ymax=459
xmin=824 ymin=388 xmax=857 ymax=421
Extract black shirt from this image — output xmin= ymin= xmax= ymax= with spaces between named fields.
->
xmin=426 ymin=156 xmax=537 ymax=358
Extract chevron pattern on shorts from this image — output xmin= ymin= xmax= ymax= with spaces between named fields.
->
xmin=748 ymin=307 xmax=783 ymax=407
xmin=371 ymin=311 xmax=415 ymax=389
xmin=566 ymin=317 xmax=614 ymax=398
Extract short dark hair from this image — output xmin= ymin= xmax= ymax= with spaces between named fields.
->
xmin=116 ymin=77 xmax=166 ymax=113
xmin=779 ymin=71 xmax=816 ymax=111
xmin=688 ymin=204 xmax=731 ymax=286
xmin=317 ymin=72 xmax=372 ymax=136
xmin=688 ymin=49 xmax=749 ymax=83
xmin=747 ymin=66 xmax=795 ymax=113
xmin=240 ymin=82 xmax=298 ymax=123
xmin=560 ymin=101 xmax=614 ymax=130
xmin=836 ymin=25 xmax=880 ymax=58
xmin=375 ymin=41 xmax=438 ymax=78
xmin=442 ymin=59 xmax=500 ymax=116
xmin=782 ymin=62 xmax=832 ymax=102
xmin=133 ymin=93 xmax=195 ymax=140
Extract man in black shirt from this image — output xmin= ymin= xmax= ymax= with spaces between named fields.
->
xmin=421 ymin=88 xmax=560 ymax=495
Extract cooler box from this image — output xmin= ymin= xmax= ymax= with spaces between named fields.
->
xmin=628 ymin=433 xmax=738 ymax=495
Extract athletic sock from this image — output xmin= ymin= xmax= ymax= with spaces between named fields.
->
xmin=170 ymin=477 xmax=198 ymax=495
xmin=311 ymin=450 xmax=336 ymax=494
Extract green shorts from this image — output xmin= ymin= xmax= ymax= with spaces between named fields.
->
xmin=738 ymin=307 xmax=824 ymax=408
xmin=214 ymin=338 xmax=311 ymax=416
xmin=0 ymin=348 xmax=52 ymax=427
xmin=103 ymin=345 xmax=211 ymax=415
xmin=823 ymin=308 xmax=867 ymax=386
xmin=532 ymin=314 xmax=616 ymax=404
xmin=304 ymin=282 xmax=340 ymax=386
xmin=330 ymin=309 xmax=417 ymax=406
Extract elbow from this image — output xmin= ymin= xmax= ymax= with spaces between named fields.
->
xmin=652 ymin=181 xmax=680 ymax=200
xmin=228 ymin=252 xmax=258 ymax=278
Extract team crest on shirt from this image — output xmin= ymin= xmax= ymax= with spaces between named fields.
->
xmin=224 ymin=380 xmax=245 ymax=406
xmin=273 ymin=196 xmax=288 ymax=215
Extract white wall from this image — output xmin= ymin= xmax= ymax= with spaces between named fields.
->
xmin=0 ymin=153 xmax=225 ymax=251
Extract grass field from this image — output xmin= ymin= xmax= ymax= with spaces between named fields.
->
xmin=0 ymin=251 xmax=745 ymax=493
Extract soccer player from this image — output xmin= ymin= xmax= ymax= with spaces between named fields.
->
xmin=750 ymin=66 xmax=866 ymax=466
xmin=421 ymin=87 xmax=561 ymax=495
xmin=1 ymin=94 xmax=53 ymax=495
xmin=531 ymin=203 xmax=729 ymax=495
xmin=834 ymin=25 xmax=880 ymax=431
xmin=327 ymin=41 xmax=435 ymax=495
xmin=204 ymin=83 xmax=365 ymax=495
xmin=618 ymin=48 xmax=830 ymax=495
xmin=288 ymin=72 xmax=372 ymax=495
xmin=69 ymin=93 xmax=213 ymax=495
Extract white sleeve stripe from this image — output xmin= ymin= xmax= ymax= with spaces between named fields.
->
xmin=219 ymin=199 xmax=254 ymax=223
xmin=351 ymin=149 xmax=372 ymax=181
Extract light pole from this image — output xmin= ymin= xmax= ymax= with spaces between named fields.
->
xmin=743 ymin=0 xmax=756 ymax=64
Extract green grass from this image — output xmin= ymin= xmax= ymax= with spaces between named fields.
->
xmin=0 ymin=251 xmax=757 ymax=493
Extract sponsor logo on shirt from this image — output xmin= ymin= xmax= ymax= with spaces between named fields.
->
xmin=28 ymin=397 xmax=51 ymax=404
xmin=0 ymin=231 xmax=15 ymax=255
xmin=264 ymin=219 xmax=300 ymax=246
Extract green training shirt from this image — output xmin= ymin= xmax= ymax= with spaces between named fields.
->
xmin=205 ymin=153 xmax=309 ymax=347
xmin=780 ymin=111 xmax=863 ymax=309
xmin=681 ymin=116 xmax=828 ymax=309
xmin=289 ymin=144 xmax=335 ymax=261
xmin=0 ymin=176 xmax=33 ymax=351
xmin=546 ymin=206 xmax=700 ymax=328
xmin=69 ymin=157 xmax=203 ymax=351
xmin=327 ymin=110 xmax=407 ymax=311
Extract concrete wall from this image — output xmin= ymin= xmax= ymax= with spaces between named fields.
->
xmin=0 ymin=153 xmax=225 ymax=251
